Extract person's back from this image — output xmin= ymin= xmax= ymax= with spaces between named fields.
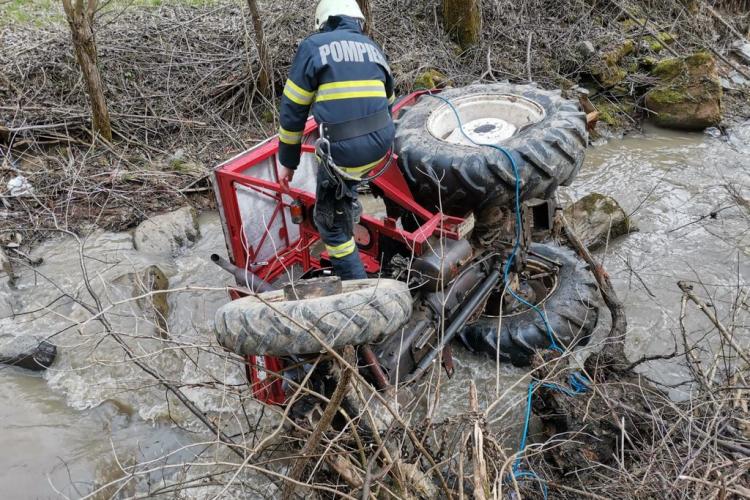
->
xmin=278 ymin=17 xmax=395 ymax=174
xmin=277 ymin=0 xmax=395 ymax=280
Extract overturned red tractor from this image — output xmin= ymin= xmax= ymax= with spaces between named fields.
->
xmin=212 ymin=84 xmax=600 ymax=404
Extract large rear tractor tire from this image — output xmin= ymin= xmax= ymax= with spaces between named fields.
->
xmin=394 ymin=83 xmax=587 ymax=216
xmin=458 ymin=243 xmax=600 ymax=366
xmin=215 ymin=279 xmax=412 ymax=356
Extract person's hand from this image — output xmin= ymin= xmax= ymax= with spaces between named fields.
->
xmin=279 ymin=166 xmax=295 ymax=192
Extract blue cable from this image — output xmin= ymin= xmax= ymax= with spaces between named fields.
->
xmin=425 ymin=93 xmax=592 ymax=498
xmin=424 ymin=93 xmax=560 ymax=352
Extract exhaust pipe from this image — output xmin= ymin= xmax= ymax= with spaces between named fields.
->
xmin=210 ymin=254 xmax=275 ymax=293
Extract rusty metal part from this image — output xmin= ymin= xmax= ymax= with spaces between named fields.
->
xmin=405 ymin=267 xmax=503 ymax=385
xmin=411 ymin=237 xmax=474 ymax=292
xmin=360 ymin=345 xmax=390 ymax=391
xmin=283 ymin=276 xmax=342 ymax=300
xmin=512 ymin=199 xmax=554 ymax=276
xmin=210 ymin=253 xmax=275 ymax=293
xmin=373 ymin=317 xmax=431 ymax=385
xmin=441 ymin=344 xmax=455 ymax=378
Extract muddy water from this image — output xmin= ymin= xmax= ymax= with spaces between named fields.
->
xmin=1 ymin=125 xmax=749 ymax=497
xmin=568 ymin=125 xmax=749 ymax=393
xmin=0 ymin=213 xmax=242 ymax=498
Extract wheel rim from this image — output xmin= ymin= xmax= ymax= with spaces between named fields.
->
xmin=427 ymin=93 xmax=546 ymax=146
xmin=483 ymin=258 xmax=559 ymax=318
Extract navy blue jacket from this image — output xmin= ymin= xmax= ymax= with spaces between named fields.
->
xmin=278 ymin=16 xmax=395 ymax=176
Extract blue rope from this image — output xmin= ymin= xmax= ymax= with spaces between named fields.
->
xmin=425 ymin=93 xmax=592 ymax=497
xmin=424 ymin=93 xmax=561 ymax=353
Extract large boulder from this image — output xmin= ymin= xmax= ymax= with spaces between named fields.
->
xmin=645 ymin=52 xmax=723 ymax=130
xmin=0 ymin=334 xmax=57 ymax=371
xmin=133 ymin=206 xmax=199 ymax=257
xmin=564 ymin=193 xmax=635 ymax=250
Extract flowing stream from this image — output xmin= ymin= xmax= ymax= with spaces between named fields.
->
xmin=1 ymin=124 xmax=748 ymax=498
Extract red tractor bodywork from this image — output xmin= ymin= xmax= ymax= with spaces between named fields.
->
xmin=213 ymin=91 xmax=468 ymax=404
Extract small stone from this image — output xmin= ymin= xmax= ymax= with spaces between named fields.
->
xmin=564 ymin=193 xmax=636 ymax=250
xmin=577 ymin=41 xmax=596 ymax=58
xmin=589 ymin=39 xmax=635 ymax=88
xmin=414 ymin=69 xmax=449 ymax=90
xmin=0 ymin=247 xmax=15 ymax=286
xmin=704 ymin=127 xmax=722 ymax=138
xmin=133 ymin=206 xmax=199 ymax=257
xmin=169 ymin=148 xmax=186 ymax=165
xmin=0 ymin=334 xmax=57 ymax=371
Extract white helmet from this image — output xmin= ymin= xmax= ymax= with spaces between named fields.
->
xmin=315 ymin=0 xmax=365 ymax=30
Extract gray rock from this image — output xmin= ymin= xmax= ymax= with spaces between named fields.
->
xmin=0 ymin=334 xmax=57 ymax=371
xmin=733 ymin=41 xmax=750 ymax=64
xmin=133 ymin=206 xmax=199 ymax=256
xmin=564 ymin=193 xmax=636 ymax=250
xmin=0 ymin=247 xmax=15 ymax=286
xmin=0 ymin=248 xmax=16 ymax=317
xmin=645 ymin=53 xmax=722 ymax=130
xmin=577 ymin=40 xmax=596 ymax=58
xmin=705 ymin=127 xmax=722 ymax=138
xmin=169 ymin=148 xmax=187 ymax=165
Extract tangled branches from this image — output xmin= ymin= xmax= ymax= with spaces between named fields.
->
xmin=2 ymin=0 xmax=748 ymax=148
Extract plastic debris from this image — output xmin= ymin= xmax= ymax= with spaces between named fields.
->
xmin=7 ymin=176 xmax=33 ymax=197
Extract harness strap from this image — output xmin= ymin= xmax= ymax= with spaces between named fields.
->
xmin=320 ymin=108 xmax=392 ymax=143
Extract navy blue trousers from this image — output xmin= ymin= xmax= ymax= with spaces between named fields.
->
xmin=312 ymin=167 xmax=366 ymax=280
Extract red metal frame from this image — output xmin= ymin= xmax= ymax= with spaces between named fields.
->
xmin=214 ymin=90 xmax=464 ymax=404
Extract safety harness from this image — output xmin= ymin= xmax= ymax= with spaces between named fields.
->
xmin=314 ymin=108 xmax=394 ymax=200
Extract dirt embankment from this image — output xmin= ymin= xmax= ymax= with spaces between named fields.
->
xmin=0 ymin=0 xmax=749 ymax=244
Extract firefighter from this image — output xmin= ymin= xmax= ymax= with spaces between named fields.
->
xmin=277 ymin=0 xmax=395 ymax=280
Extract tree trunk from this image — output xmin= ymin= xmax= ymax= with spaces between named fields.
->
xmin=246 ymin=0 xmax=272 ymax=98
xmin=442 ymin=0 xmax=482 ymax=49
xmin=356 ymin=0 xmax=373 ymax=35
xmin=61 ymin=0 xmax=112 ymax=141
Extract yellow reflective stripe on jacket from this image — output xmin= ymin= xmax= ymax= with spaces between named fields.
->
xmin=316 ymin=80 xmax=386 ymax=102
xmin=388 ymin=94 xmax=396 ymax=105
xmin=283 ymin=79 xmax=315 ymax=106
xmin=326 ymin=238 xmax=357 ymax=258
xmin=339 ymin=154 xmax=386 ymax=179
xmin=278 ymin=126 xmax=303 ymax=145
